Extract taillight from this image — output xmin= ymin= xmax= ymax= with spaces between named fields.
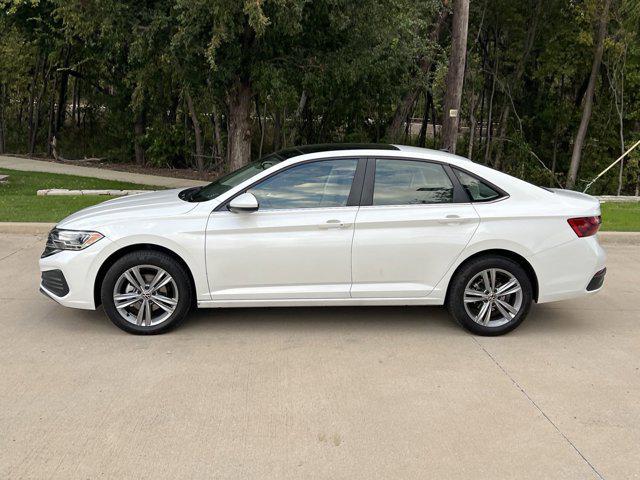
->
xmin=567 ymin=216 xmax=601 ymax=237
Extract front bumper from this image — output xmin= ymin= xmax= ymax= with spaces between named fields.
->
xmin=39 ymin=236 xmax=115 ymax=310
xmin=40 ymin=269 xmax=70 ymax=297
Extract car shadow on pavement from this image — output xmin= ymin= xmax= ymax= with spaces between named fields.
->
xmin=511 ymin=303 xmax=594 ymax=335
xmin=186 ymin=305 xmax=459 ymax=332
xmin=46 ymin=301 xmax=593 ymax=337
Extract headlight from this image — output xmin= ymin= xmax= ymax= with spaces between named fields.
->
xmin=42 ymin=228 xmax=104 ymax=258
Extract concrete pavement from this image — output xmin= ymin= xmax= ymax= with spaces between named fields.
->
xmin=0 ymin=155 xmax=208 ymax=188
xmin=0 ymin=234 xmax=638 ymax=479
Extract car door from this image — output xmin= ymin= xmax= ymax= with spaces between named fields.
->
xmin=206 ymin=158 xmax=365 ymax=301
xmin=351 ymin=157 xmax=479 ymax=298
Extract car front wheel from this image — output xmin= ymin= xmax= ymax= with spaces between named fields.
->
xmin=101 ymin=250 xmax=193 ymax=334
xmin=447 ymin=256 xmax=533 ymax=336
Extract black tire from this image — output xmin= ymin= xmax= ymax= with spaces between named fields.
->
xmin=447 ymin=255 xmax=533 ymax=336
xmin=101 ymin=250 xmax=193 ymax=335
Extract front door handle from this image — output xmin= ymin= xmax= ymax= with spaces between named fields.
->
xmin=438 ymin=214 xmax=464 ymax=225
xmin=318 ymin=219 xmax=348 ymax=229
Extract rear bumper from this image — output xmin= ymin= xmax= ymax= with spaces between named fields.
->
xmin=531 ymin=236 xmax=606 ymax=303
xmin=586 ymin=267 xmax=606 ymax=291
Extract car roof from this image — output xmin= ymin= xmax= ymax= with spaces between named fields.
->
xmin=262 ymin=143 xmax=471 ymax=164
xmin=265 ymin=143 xmax=400 ymax=161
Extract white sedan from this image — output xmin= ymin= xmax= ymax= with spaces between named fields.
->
xmin=39 ymin=144 xmax=606 ymax=335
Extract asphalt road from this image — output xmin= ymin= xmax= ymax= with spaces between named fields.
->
xmin=1 ymin=233 xmax=638 ymax=479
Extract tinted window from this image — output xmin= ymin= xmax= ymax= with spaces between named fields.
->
xmin=372 ymin=159 xmax=453 ymax=205
xmin=248 ymin=159 xmax=358 ymax=210
xmin=453 ymin=169 xmax=501 ymax=202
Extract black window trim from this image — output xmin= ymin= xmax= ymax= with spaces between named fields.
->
xmin=450 ymin=166 xmax=509 ymax=203
xmin=213 ymin=156 xmax=367 ymax=212
xmin=360 ymin=157 xmax=470 ymax=207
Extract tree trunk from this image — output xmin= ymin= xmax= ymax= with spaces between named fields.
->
xmin=388 ymin=89 xmax=422 ymax=144
xmin=483 ymin=54 xmax=498 ymax=165
xmin=616 ymin=113 xmax=625 ymax=196
xmin=55 ymin=48 xmax=71 ymax=136
xmin=30 ymin=63 xmax=49 ymax=156
xmin=133 ymin=110 xmax=146 ymax=166
xmin=417 ymin=90 xmax=432 ymax=148
xmin=289 ymin=90 xmax=308 ymax=146
xmin=440 ymin=0 xmax=470 ymax=153
xmin=47 ymin=74 xmax=58 ymax=157
xmin=184 ymin=89 xmax=204 ymax=172
xmin=27 ymin=55 xmax=42 ymax=153
xmin=71 ymin=77 xmax=77 ymax=125
xmin=607 ymin=47 xmax=627 ymax=196
xmin=227 ymin=79 xmax=253 ymax=171
xmin=566 ymin=0 xmax=611 ymax=190
xmin=17 ymin=96 xmax=26 ymax=129
xmin=467 ymin=91 xmax=477 ymax=159
xmin=273 ymin=109 xmax=282 ymax=151
xmin=492 ymin=103 xmax=510 ymax=169
xmin=76 ymin=77 xmax=82 ymax=127
xmin=386 ymin=8 xmax=449 ymax=142
xmin=550 ymin=126 xmax=559 ymax=187
xmin=211 ymin=105 xmax=224 ymax=163
xmin=258 ymin=100 xmax=266 ymax=158
xmin=0 ymin=83 xmax=6 ymax=154
xmin=402 ymin=99 xmax=415 ymax=144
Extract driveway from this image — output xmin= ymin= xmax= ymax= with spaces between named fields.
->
xmin=1 ymin=233 xmax=638 ymax=479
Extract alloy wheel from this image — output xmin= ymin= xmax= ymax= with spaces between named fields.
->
xmin=463 ymin=268 xmax=523 ymax=327
xmin=112 ymin=265 xmax=179 ymax=327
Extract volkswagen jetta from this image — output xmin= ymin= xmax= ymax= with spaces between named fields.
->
xmin=39 ymin=144 xmax=606 ymax=335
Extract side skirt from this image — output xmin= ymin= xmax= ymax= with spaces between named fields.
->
xmin=197 ymin=297 xmax=445 ymax=309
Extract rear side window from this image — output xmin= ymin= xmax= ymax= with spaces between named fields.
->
xmin=372 ymin=159 xmax=454 ymax=205
xmin=453 ymin=169 xmax=502 ymax=202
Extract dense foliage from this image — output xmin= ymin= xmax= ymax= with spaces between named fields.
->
xmin=0 ymin=0 xmax=638 ymax=194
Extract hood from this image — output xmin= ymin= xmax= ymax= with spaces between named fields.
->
xmin=57 ymin=188 xmax=198 ymax=230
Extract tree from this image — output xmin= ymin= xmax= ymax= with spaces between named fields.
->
xmin=440 ymin=0 xmax=469 ymax=153
xmin=566 ymin=0 xmax=612 ymax=189
xmin=173 ymin=0 xmax=306 ymax=170
xmin=385 ymin=2 xmax=449 ymax=142
xmin=0 ymin=0 xmax=637 ymax=195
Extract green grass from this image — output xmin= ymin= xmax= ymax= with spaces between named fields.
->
xmin=600 ymin=202 xmax=640 ymax=232
xmin=0 ymin=168 xmax=163 ymax=222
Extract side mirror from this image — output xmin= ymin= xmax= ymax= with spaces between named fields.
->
xmin=228 ymin=192 xmax=259 ymax=213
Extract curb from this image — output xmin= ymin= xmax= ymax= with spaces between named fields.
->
xmin=0 ymin=222 xmax=638 ymax=244
xmin=0 ymin=222 xmax=55 ymax=235
xmin=597 ymin=231 xmax=640 ymax=245
xmin=37 ymin=189 xmax=152 ymax=196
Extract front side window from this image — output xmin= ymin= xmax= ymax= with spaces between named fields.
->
xmin=372 ymin=159 xmax=454 ymax=205
xmin=189 ymin=156 xmax=283 ymax=201
xmin=248 ymin=159 xmax=358 ymax=210
xmin=453 ymin=169 xmax=502 ymax=202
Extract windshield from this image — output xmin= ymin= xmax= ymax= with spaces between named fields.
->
xmin=189 ymin=154 xmax=283 ymax=202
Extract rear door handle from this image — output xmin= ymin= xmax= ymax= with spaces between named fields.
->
xmin=318 ymin=219 xmax=348 ymax=229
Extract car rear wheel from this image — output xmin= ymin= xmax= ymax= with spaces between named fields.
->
xmin=101 ymin=251 xmax=193 ymax=334
xmin=447 ymin=256 xmax=533 ymax=336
